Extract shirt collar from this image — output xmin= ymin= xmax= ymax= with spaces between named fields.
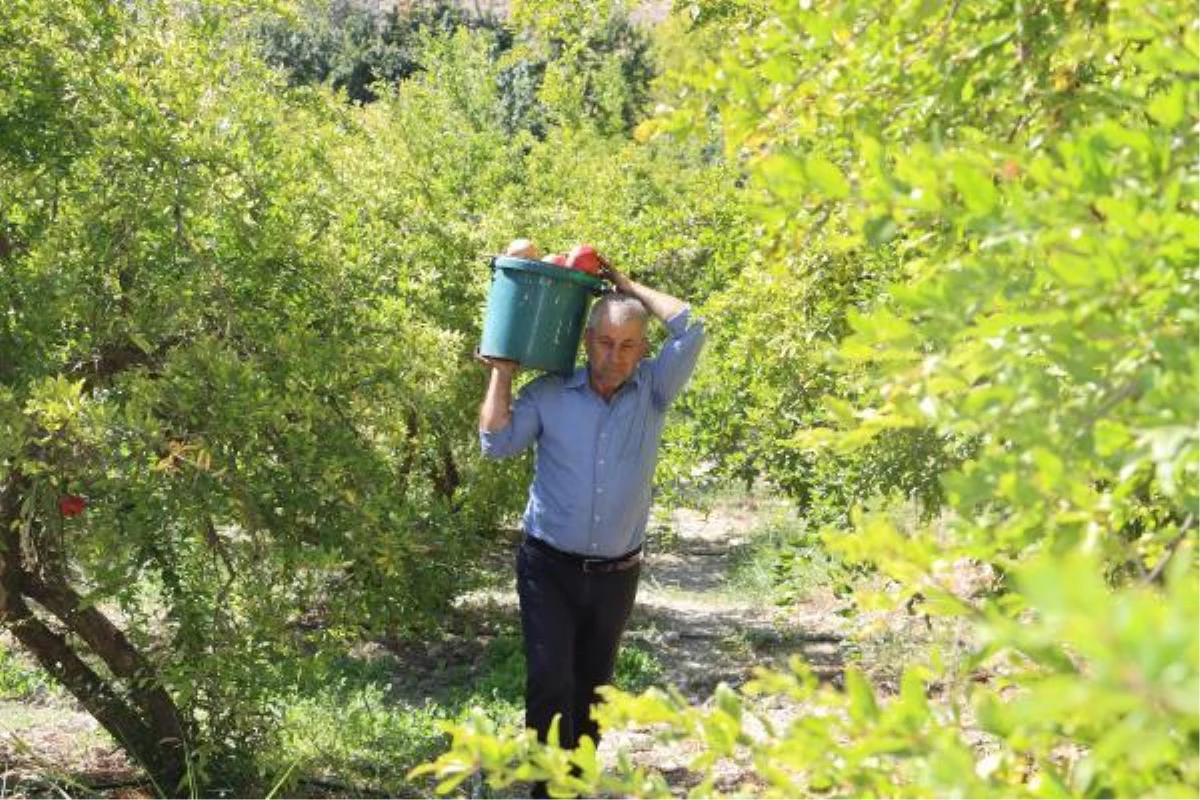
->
xmin=565 ymin=366 xmax=590 ymax=390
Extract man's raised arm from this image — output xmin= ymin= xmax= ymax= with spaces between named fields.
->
xmin=477 ymin=355 xmax=520 ymax=433
xmin=598 ymin=263 xmax=687 ymax=324
xmin=598 ymin=262 xmax=705 ymax=407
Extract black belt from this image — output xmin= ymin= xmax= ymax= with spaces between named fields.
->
xmin=523 ymin=535 xmax=642 ymax=574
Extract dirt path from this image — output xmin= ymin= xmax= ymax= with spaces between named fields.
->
xmin=627 ymin=503 xmax=845 ymax=702
xmin=575 ymin=501 xmax=847 ymax=796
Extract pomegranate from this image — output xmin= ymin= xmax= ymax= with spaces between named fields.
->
xmin=505 ymin=238 xmax=541 ymax=260
xmin=566 ymin=244 xmax=605 ymax=275
xmin=59 ymin=494 xmax=87 ymax=517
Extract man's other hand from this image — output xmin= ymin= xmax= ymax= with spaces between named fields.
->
xmin=598 ymin=262 xmax=633 ymax=294
xmin=474 ymin=350 xmax=520 ymax=375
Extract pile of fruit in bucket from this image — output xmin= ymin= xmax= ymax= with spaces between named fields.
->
xmin=505 ymin=238 xmax=606 ymax=276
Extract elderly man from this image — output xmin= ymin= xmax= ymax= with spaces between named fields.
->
xmin=478 ymin=262 xmax=705 ymax=783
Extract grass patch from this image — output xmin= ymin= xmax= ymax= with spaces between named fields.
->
xmin=466 ymin=632 xmax=665 ymax=698
xmin=271 ymin=639 xmax=524 ymax=797
xmin=614 ymin=641 xmax=666 ymax=694
xmin=0 ymin=640 xmax=60 ymax=702
xmin=279 ymin=684 xmax=490 ymax=797
xmin=270 ymin=631 xmax=665 ymax=797
xmin=724 ymin=517 xmax=839 ymax=605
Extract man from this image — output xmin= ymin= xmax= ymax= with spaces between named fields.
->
xmin=478 ymin=262 xmax=705 ymax=784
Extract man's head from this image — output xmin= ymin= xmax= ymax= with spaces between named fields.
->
xmin=584 ymin=294 xmax=648 ymax=397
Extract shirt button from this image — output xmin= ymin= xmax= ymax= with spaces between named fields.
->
xmin=594 ymin=514 xmax=601 ymax=522
xmin=598 ymin=460 xmax=605 ymax=466
xmin=595 ymin=487 xmax=603 ymax=494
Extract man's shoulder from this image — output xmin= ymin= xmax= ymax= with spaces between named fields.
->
xmin=519 ymin=370 xmax=570 ymax=398
xmin=526 ymin=372 xmax=564 ymax=390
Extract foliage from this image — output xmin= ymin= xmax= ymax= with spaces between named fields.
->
xmin=508 ymin=0 xmax=657 ymax=135
xmin=1 ymin=0 xmax=743 ymax=790
xmin=419 ymin=555 xmax=1198 ymax=798
xmin=1 ymin=0 xmax=511 ymax=788
xmin=256 ymin=0 xmax=658 ymax=138
xmin=256 ymin=0 xmax=508 ymax=104
xmin=0 ymin=639 xmax=59 ymax=701
xmin=420 ymin=0 xmax=1199 ymax=797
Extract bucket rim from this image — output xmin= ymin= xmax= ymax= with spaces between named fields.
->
xmin=491 ymin=255 xmax=605 ymax=289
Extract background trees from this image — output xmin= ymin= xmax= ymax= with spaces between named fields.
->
xmin=422 ymin=0 xmax=1199 ymax=797
xmin=2 ymin=0 xmax=1195 ymax=795
xmin=0 ymin=0 xmax=739 ymax=791
xmin=2 ymin=1 xmax=499 ymax=787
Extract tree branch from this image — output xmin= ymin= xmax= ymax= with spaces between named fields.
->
xmin=23 ymin=574 xmax=186 ymax=752
xmin=2 ymin=472 xmax=185 ymax=794
xmin=0 ymin=473 xmax=30 ymax=626
xmin=5 ymin=602 xmax=164 ymax=776
xmin=1144 ymin=514 xmax=1195 ymax=586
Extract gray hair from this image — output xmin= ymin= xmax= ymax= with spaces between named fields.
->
xmin=587 ymin=293 xmax=649 ymax=332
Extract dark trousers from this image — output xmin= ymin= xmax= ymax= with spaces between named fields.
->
xmin=516 ymin=537 xmax=641 ymax=751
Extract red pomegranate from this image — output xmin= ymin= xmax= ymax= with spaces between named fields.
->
xmin=59 ymin=494 xmax=87 ymax=517
xmin=566 ymin=244 xmax=605 ymax=275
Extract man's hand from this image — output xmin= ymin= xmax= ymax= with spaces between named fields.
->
xmin=598 ymin=261 xmax=634 ymax=295
xmin=596 ymin=263 xmax=687 ymax=324
xmin=473 ymin=350 xmax=520 ymax=376
xmin=477 ymin=351 xmax=519 ymax=431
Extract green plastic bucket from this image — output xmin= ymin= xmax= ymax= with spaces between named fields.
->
xmin=479 ymin=256 xmax=604 ymax=375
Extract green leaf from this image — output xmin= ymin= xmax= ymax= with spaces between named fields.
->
xmin=1093 ymin=419 xmax=1132 ymax=458
xmin=951 ymin=162 xmax=997 ymax=213
xmin=714 ymin=682 xmax=743 ymax=722
xmin=864 ymin=214 xmax=898 ymax=246
xmin=569 ymin=737 xmax=599 ymax=782
xmin=757 ymin=150 xmax=806 ymax=198
xmin=805 ymin=155 xmax=850 ymax=199
xmin=435 ymin=770 xmax=469 ymax=795
xmin=844 ymin=668 xmax=878 ymax=722
xmin=898 ymin=669 xmax=931 ymax=721
xmin=1030 ymin=447 xmax=1065 ymax=492
xmin=1146 ymin=81 xmax=1187 ymax=128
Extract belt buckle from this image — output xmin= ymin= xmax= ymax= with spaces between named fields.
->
xmin=581 ymin=558 xmax=606 ymax=574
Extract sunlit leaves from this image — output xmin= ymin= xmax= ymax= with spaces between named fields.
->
xmin=570 ymin=0 xmax=1197 ymax=796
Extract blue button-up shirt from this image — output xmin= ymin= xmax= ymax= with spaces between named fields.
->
xmin=480 ymin=308 xmax=705 ymax=558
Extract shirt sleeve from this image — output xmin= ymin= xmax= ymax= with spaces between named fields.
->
xmin=649 ymin=307 xmax=706 ymax=410
xmin=479 ymin=377 xmax=544 ymax=459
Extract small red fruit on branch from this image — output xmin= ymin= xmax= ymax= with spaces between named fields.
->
xmin=59 ymin=494 xmax=87 ymax=517
xmin=544 ymin=253 xmax=568 ymax=266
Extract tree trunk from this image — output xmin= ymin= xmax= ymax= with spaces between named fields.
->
xmin=0 ymin=472 xmax=188 ymax=795
xmin=432 ymin=438 xmax=461 ymax=502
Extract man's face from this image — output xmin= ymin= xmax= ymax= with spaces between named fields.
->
xmin=585 ymin=317 xmax=647 ymax=395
